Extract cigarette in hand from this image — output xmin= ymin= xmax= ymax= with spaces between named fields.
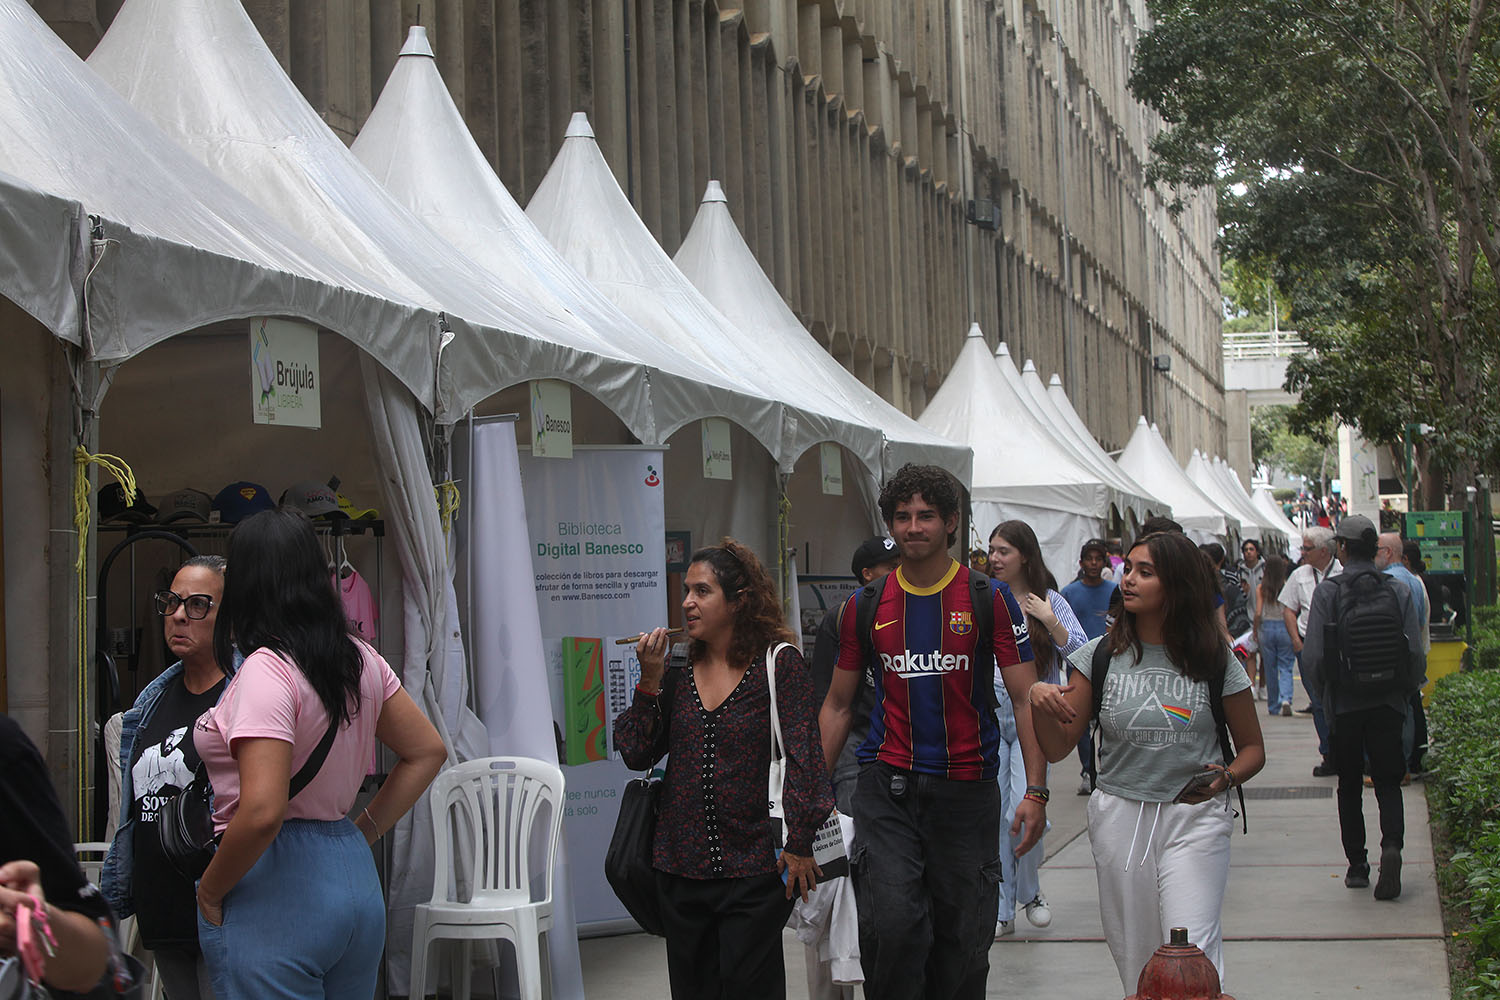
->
xmin=614 ymin=628 xmax=686 ymax=645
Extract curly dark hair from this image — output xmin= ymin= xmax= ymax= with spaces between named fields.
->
xmin=1107 ymin=530 xmax=1223 ymax=683
xmin=879 ymin=464 xmax=961 ymax=547
xmin=688 ymin=538 xmax=796 ymax=669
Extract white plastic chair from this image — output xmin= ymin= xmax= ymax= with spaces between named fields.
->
xmin=410 ymin=756 xmax=565 ymax=1000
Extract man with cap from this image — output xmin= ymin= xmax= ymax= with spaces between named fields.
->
xmin=809 ymin=536 xmax=900 ymax=813
xmin=1300 ymin=515 xmax=1426 ymax=900
xmin=1060 ymin=538 xmax=1116 ymax=793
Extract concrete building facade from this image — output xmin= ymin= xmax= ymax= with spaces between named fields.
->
xmin=41 ymin=0 xmax=1224 ymax=455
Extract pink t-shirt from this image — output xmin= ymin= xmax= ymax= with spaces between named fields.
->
xmin=195 ymin=639 xmax=401 ymax=832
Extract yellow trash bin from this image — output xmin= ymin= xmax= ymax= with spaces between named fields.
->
xmin=1422 ymin=639 xmax=1467 ymax=707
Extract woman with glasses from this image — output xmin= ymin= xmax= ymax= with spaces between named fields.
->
xmin=102 ymin=554 xmax=232 ymax=999
xmin=192 ymin=509 xmax=444 ymax=999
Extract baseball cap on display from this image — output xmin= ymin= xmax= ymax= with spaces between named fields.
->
xmin=281 ymin=480 xmax=344 ymax=519
xmin=157 ymin=488 xmax=213 ymax=524
xmin=212 ymin=481 xmax=275 ymax=524
xmin=335 ymin=491 xmax=379 ymax=521
xmin=1333 ymin=514 xmax=1378 ymax=544
xmin=1080 ymin=537 xmax=1109 ymax=559
xmin=98 ymin=482 xmax=157 ymax=523
xmin=850 ymin=536 xmax=900 ymax=580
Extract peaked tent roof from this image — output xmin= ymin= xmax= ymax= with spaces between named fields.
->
xmin=526 ymin=114 xmax=883 ymax=475
xmin=88 ymin=0 xmax=653 ymax=431
xmin=0 ymin=0 xmax=440 ymax=404
xmin=351 ymin=29 xmax=784 ymax=451
xmin=1014 ymin=357 xmax=1158 ymax=519
xmin=673 ymin=181 xmax=971 ymax=484
xmin=918 ymin=325 xmax=1111 ymax=517
xmin=1210 ymin=457 xmax=1297 ymax=546
xmin=1186 ymin=451 xmax=1266 ymax=540
xmin=1252 ymin=486 xmax=1302 ymax=547
xmin=1117 ymin=418 xmax=1239 ymax=539
xmin=1040 ymin=369 xmax=1170 ymax=516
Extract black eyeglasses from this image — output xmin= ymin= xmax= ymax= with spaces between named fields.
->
xmin=154 ymin=591 xmax=215 ymax=619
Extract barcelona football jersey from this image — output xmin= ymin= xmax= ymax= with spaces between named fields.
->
xmin=835 ymin=561 xmax=1032 ymax=780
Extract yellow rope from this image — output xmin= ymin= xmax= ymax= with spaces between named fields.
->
xmin=434 ymin=480 xmax=462 ymax=535
xmin=71 ymin=448 xmax=138 ymax=835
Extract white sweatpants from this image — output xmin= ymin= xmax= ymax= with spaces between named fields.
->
xmin=1087 ymin=789 xmax=1234 ymax=993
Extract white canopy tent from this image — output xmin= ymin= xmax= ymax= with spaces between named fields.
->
xmin=0 ymin=0 xmax=443 ymax=402
xmin=526 ymin=114 xmax=887 ymax=480
xmin=1211 ymin=456 xmax=1295 ymax=550
xmin=350 ymin=28 xmax=784 ymax=455
xmin=1252 ymin=486 xmax=1303 ymax=548
xmin=86 ymin=0 xmax=580 ymax=990
xmin=1012 ymin=355 xmax=1159 ymax=525
xmin=1185 ymin=450 xmax=1264 ymax=547
xmin=918 ymin=324 xmax=1110 ymax=575
xmin=1039 ymin=368 xmax=1171 ymax=520
xmin=673 ymin=181 xmax=972 ymax=486
xmin=88 ymin=0 xmax=656 ymax=435
xmin=1117 ymin=418 xmax=1240 ymax=543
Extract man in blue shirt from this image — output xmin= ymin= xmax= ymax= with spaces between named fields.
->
xmin=1060 ymin=538 xmax=1117 ymax=793
xmin=1378 ymin=531 xmax=1429 ymax=775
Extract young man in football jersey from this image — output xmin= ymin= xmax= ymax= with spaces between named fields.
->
xmin=819 ymin=464 xmax=1044 ymax=1000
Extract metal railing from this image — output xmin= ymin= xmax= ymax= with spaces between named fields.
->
xmin=1223 ymin=330 xmax=1310 ymax=360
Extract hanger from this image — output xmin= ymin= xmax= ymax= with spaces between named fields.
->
xmin=336 ymin=534 xmax=356 ymax=580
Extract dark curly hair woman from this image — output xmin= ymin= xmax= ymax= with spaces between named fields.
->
xmin=615 ymin=538 xmax=834 ymax=999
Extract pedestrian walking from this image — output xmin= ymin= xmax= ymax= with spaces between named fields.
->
xmin=616 ymin=540 xmax=833 ymax=1000
xmin=819 ymin=464 xmax=1041 ymax=1000
xmin=1301 ymin=516 xmax=1425 ymax=900
xmin=986 ymin=521 xmax=1087 ymax=937
xmin=1256 ymin=555 xmax=1296 ymax=716
xmin=1029 ymin=529 xmax=1265 ymax=991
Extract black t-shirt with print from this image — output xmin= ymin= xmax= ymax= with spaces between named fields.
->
xmin=0 ymin=715 xmax=112 ymax=924
xmin=129 ymin=675 xmax=224 ymax=949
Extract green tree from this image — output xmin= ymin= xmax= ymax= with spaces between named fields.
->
xmin=1251 ymin=405 xmax=1336 ymax=488
xmin=1131 ymin=0 xmax=1500 ymax=502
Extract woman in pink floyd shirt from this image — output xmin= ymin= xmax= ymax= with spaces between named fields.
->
xmin=192 ymin=508 xmax=445 ymax=1000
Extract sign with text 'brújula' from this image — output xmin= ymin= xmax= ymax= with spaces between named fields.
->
xmin=250 ymin=318 xmax=320 ymax=428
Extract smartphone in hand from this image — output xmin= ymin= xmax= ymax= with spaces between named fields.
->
xmin=1172 ymin=768 xmax=1221 ymax=803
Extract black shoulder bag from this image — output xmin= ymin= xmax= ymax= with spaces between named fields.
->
xmin=604 ymin=646 xmax=685 ymax=936
xmin=158 ymin=717 xmax=339 ymax=882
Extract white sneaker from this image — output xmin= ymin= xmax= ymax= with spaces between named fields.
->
xmin=1250 ymin=685 xmax=1261 ymax=701
xmin=1077 ymin=776 xmax=1093 ymax=796
xmin=995 ymin=919 xmax=1014 ymax=938
xmin=1023 ymin=894 xmax=1052 ymax=928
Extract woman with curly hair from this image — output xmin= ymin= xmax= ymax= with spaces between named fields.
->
xmin=615 ymin=539 xmax=834 ymax=999
xmin=1028 ymin=530 xmax=1265 ymax=992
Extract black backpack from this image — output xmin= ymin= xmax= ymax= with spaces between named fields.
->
xmin=1322 ymin=569 xmax=1410 ymax=699
xmin=1221 ymin=569 xmax=1250 ymax=635
xmin=1088 ymin=638 xmax=1246 ymax=831
xmin=853 ymin=569 xmax=1002 ymax=711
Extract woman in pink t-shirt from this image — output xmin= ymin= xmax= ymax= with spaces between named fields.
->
xmin=193 ymin=509 xmax=445 ymax=999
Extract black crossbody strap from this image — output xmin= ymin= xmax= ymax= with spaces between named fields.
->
xmin=289 ymin=716 xmax=340 ymax=800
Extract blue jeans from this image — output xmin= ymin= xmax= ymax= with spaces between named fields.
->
xmin=1258 ymin=619 xmax=1295 ymax=712
xmin=198 ymin=819 xmax=384 ymax=1000
xmin=995 ymin=738 xmax=1047 ymax=921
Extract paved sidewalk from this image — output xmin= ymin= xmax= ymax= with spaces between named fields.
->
xmin=580 ymin=707 xmax=1448 ymax=998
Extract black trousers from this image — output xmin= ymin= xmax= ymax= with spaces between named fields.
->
xmin=655 ymin=870 xmax=794 ymax=999
xmin=851 ymin=761 xmax=1002 ymax=1000
xmin=1332 ymin=705 xmax=1406 ymax=865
